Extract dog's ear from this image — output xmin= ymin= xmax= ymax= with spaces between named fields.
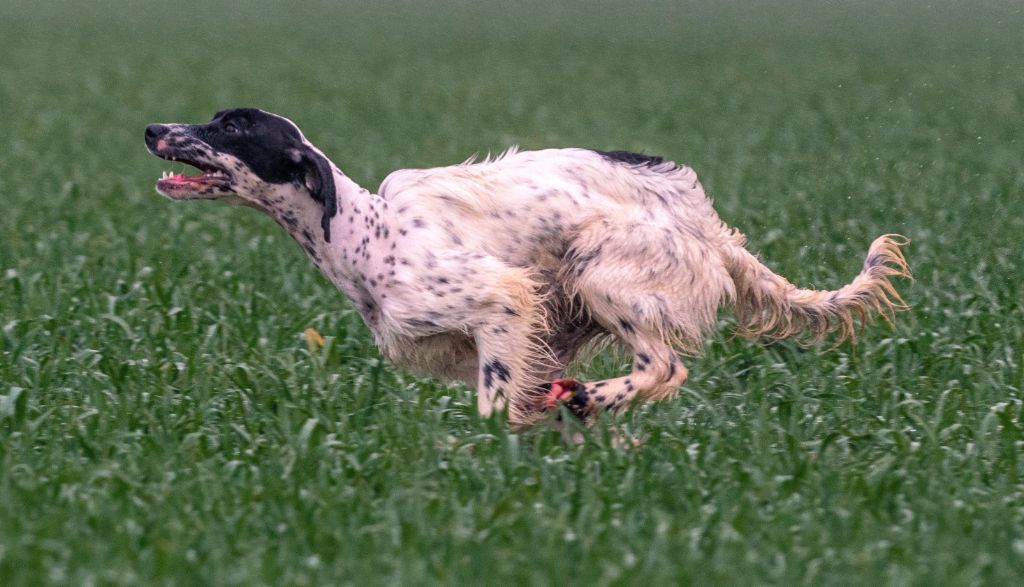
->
xmin=289 ymin=146 xmax=337 ymax=242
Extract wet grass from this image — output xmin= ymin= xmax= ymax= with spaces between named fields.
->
xmin=1 ymin=0 xmax=1023 ymax=584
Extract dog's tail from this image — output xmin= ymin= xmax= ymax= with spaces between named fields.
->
xmin=723 ymin=234 xmax=912 ymax=344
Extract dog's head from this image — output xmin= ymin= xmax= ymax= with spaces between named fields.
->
xmin=145 ymin=108 xmax=337 ymax=241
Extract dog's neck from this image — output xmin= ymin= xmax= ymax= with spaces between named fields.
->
xmin=257 ymin=167 xmax=386 ymax=306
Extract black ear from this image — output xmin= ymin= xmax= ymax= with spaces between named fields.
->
xmin=294 ymin=147 xmax=337 ymax=242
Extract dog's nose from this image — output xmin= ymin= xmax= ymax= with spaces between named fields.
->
xmin=145 ymin=124 xmax=170 ymax=148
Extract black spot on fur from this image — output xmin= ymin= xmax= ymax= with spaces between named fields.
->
xmin=302 ymin=244 xmax=319 ymax=261
xmin=482 ymin=359 xmax=511 ymax=389
xmin=407 ymin=319 xmax=439 ymax=329
xmin=618 ymin=318 xmax=635 ymax=334
xmin=566 ymin=386 xmax=589 ymax=417
xmin=571 ymin=245 xmax=603 ymax=276
xmin=593 ymin=149 xmax=676 ymax=169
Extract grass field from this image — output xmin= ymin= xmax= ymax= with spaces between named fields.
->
xmin=1 ymin=0 xmax=1023 ymax=584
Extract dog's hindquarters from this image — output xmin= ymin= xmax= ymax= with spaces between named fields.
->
xmin=538 ymin=218 xmax=731 ymax=414
xmin=723 ymin=234 xmax=912 ymax=343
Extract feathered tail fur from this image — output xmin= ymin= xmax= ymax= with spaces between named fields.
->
xmin=724 ymin=234 xmax=912 ymax=344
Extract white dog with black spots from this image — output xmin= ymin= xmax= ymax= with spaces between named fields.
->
xmin=145 ymin=108 xmax=911 ymax=429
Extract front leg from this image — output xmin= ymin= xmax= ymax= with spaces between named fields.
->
xmin=383 ymin=248 xmax=550 ymax=427
xmin=472 ymin=309 xmax=550 ymax=426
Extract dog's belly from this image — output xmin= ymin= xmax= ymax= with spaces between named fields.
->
xmin=377 ymin=304 xmax=606 ymax=385
xmin=378 ymin=331 xmax=478 ymax=384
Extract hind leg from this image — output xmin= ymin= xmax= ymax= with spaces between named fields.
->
xmin=541 ymin=219 xmax=712 ymax=418
xmin=538 ymin=301 xmax=691 ymax=417
xmin=540 ymin=333 xmax=689 ymax=418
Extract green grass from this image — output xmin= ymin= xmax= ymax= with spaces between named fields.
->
xmin=1 ymin=0 xmax=1023 ymax=584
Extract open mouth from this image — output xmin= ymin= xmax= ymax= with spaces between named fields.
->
xmin=153 ymin=153 xmax=233 ymax=199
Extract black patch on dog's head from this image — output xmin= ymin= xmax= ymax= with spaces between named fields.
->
xmin=194 ymin=108 xmax=337 ymax=241
xmin=198 ymin=109 xmax=304 ymax=183
xmin=593 ymin=149 xmax=673 ymax=169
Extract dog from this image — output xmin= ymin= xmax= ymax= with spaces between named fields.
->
xmin=145 ymin=108 xmax=911 ymax=428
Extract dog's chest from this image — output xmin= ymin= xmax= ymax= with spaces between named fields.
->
xmin=331 ymin=277 xmax=382 ymax=328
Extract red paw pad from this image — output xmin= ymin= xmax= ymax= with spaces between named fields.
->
xmin=542 ymin=378 xmax=580 ymax=409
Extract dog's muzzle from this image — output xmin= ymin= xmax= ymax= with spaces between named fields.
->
xmin=145 ymin=124 xmax=233 ymax=199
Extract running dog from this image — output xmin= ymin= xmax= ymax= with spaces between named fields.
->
xmin=144 ymin=108 xmax=911 ymax=428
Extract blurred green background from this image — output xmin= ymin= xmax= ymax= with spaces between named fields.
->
xmin=1 ymin=1 xmax=1022 ymax=584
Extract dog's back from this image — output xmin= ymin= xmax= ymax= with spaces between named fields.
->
xmin=380 ymin=147 xmax=735 ymax=293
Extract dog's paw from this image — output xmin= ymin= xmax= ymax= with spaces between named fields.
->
xmin=541 ymin=378 xmax=579 ymax=408
xmin=539 ymin=378 xmax=590 ymax=419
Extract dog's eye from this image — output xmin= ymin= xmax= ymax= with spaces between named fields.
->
xmin=224 ymin=122 xmax=239 ymax=134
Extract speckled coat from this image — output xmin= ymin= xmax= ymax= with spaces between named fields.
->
xmin=145 ymin=109 xmax=911 ymax=428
